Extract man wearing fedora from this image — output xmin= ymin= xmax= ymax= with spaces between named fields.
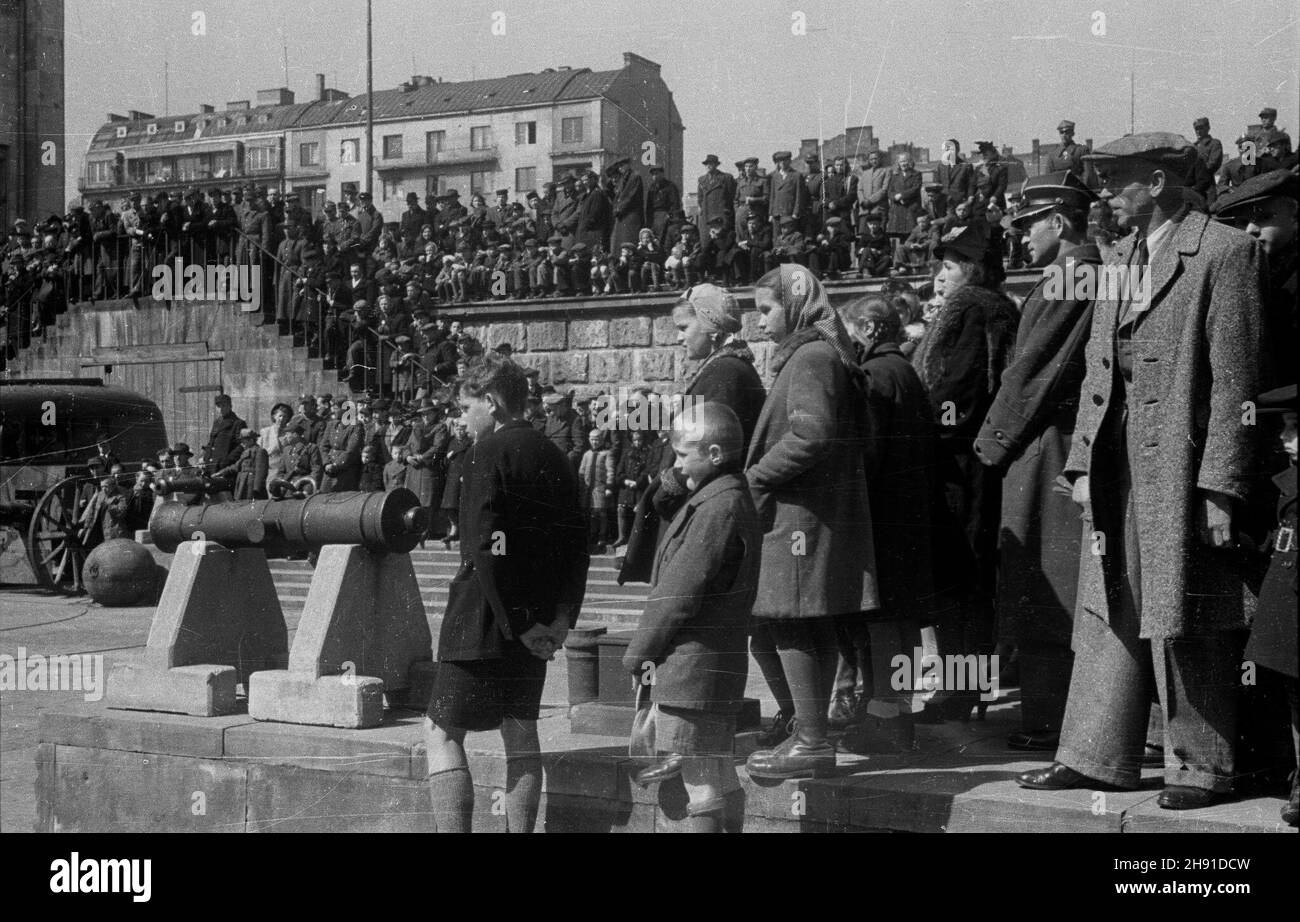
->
xmin=697 ymin=154 xmax=737 ymax=241
xmin=974 ymin=171 xmax=1101 ymax=751
xmin=1017 ymin=132 xmax=1265 ymax=810
xmin=608 ymin=158 xmax=645 ymax=252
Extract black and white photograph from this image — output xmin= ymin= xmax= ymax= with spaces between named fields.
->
xmin=0 ymin=0 xmax=1296 ymax=888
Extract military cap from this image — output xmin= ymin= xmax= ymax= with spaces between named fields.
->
xmin=779 ymin=215 xmax=798 ymax=227
xmin=607 ymin=157 xmax=630 ymax=173
xmin=1083 ymin=132 xmax=1197 ymax=170
xmin=358 ymin=191 xmax=373 ymax=200
xmin=734 ymin=160 xmax=746 ymax=171
xmin=974 ymin=140 xmax=997 ymax=152
xmin=742 ymin=156 xmax=759 ymax=166
xmin=1057 ymin=120 xmax=1075 ymax=132
xmin=772 ymin=150 xmax=793 ymax=162
xmin=1192 ymin=117 xmax=1210 ymax=129
xmin=87 ymin=456 xmax=107 ymax=469
xmin=494 ymin=188 xmax=509 ymax=197
xmin=523 ymin=237 xmax=538 ymax=246
xmin=1260 ymin=107 xmax=1278 ymax=120
xmin=702 ymin=154 xmax=721 ymax=166
xmin=1006 ymin=170 xmax=1099 ymax=229
xmin=525 ymin=190 xmax=540 ymax=200
xmin=1211 ymin=169 xmax=1300 ymax=217
xmin=170 ymin=442 xmax=194 ymax=456
xmin=542 ymin=392 xmax=567 ymax=406
xmin=933 ymin=222 xmax=990 ymax=262
xmin=1256 ymin=383 xmax=1296 ymax=414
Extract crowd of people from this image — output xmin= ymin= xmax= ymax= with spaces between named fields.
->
xmin=15 ymin=104 xmax=1300 ymax=833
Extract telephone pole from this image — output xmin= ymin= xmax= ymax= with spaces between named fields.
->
xmin=366 ymin=0 xmax=374 ymax=196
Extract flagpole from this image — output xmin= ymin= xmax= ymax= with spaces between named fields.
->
xmin=366 ymin=0 xmax=374 ymax=197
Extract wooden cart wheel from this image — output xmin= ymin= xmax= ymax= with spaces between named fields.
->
xmin=26 ymin=476 xmax=93 ymax=595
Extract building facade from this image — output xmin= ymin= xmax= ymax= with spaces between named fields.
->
xmin=78 ymin=52 xmax=683 ymax=219
xmin=1 ymin=0 xmax=65 ymax=228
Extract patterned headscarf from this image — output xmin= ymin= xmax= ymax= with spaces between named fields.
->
xmin=756 ymin=264 xmax=864 ymax=385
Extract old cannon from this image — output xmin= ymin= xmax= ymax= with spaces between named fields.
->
xmin=109 ymin=488 xmax=435 ymax=728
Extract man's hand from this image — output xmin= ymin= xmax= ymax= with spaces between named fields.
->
xmin=520 ymin=622 xmax=561 ymax=661
xmin=1198 ymin=490 xmax=1235 ymax=549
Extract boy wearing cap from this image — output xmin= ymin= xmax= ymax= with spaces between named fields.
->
xmin=736 ymin=213 xmax=772 ymax=284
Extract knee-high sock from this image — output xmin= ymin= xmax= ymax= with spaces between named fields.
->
xmin=505 ymin=755 xmax=543 ymax=833
xmin=427 ymin=766 xmax=474 ymax=833
xmin=750 ymin=625 xmax=795 ymax=716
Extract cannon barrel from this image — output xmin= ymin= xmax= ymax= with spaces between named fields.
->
xmin=156 ymin=472 xmax=231 ymax=496
xmin=150 ymin=488 xmax=429 ymax=556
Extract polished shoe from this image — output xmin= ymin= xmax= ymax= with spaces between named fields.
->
xmin=755 ymin=709 xmax=796 ymax=748
xmin=840 ymin=715 xmax=916 ymax=755
xmin=1282 ymin=772 xmax=1299 ymax=827
xmin=827 ymin=693 xmax=861 ymax=730
xmin=746 ymin=732 xmax=836 ymax=780
xmin=1007 ymin=730 xmax=1060 ymax=752
xmin=634 ymin=754 xmax=683 ymax=787
xmin=1157 ymin=785 xmax=1220 ymax=810
xmin=1016 ymin=762 xmax=1098 ymax=791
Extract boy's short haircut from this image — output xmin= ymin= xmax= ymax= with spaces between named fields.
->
xmin=671 ymin=401 xmax=743 ymax=467
xmin=457 ymin=354 xmax=530 ymax=413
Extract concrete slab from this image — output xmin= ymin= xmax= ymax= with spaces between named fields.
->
xmin=38 ymin=704 xmax=256 ymax=759
xmin=244 ymin=762 xmax=434 ymax=833
xmin=248 ymin=670 xmax=385 ymax=729
xmin=224 ymin=710 xmax=426 ymax=778
xmin=108 ymin=661 xmax=239 ymax=716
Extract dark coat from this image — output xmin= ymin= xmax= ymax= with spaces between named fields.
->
xmin=745 ymin=337 xmax=877 ymax=618
xmin=321 ymin=421 xmax=363 ymax=492
xmin=974 ymin=244 xmax=1099 ymax=647
xmin=436 ymin=420 xmax=589 ymax=661
xmin=542 ymin=408 xmax=585 ymax=467
xmin=405 ymin=420 xmax=450 ymax=507
xmin=697 ymin=170 xmax=737 ymax=233
xmin=207 ymin=412 xmax=247 ymax=469
xmin=884 ymin=168 xmax=923 ymax=236
xmin=1243 ymin=465 xmax=1297 ymax=678
xmin=1066 ymin=210 xmax=1264 ymax=639
xmin=860 ymin=340 xmax=940 ymax=622
xmin=767 ymin=168 xmax=809 ymax=223
xmin=936 ymin=161 xmax=974 ymax=212
xmin=622 ymin=473 xmax=761 ymax=712
xmin=575 ymin=188 xmax=612 ymax=250
xmin=441 ymin=433 xmax=472 ymax=510
xmin=610 ymin=171 xmax=646 ymax=251
xmin=218 ymin=445 xmax=269 ymax=500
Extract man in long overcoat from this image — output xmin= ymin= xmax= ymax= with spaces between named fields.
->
xmin=767 ymin=151 xmax=809 ymax=239
xmin=1017 ymin=134 xmax=1264 ymax=810
xmin=974 ymin=171 xmax=1099 ymax=750
xmin=607 ymin=158 xmax=645 ymax=252
xmin=697 ymin=154 xmax=736 ymax=238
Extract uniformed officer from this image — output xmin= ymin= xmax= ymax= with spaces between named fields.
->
xmin=1046 ymin=120 xmax=1087 ymax=181
xmin=1192 ymin=117 xmax=1224 ymax=176
xmin=1257 ymin=106 xmax=1279 ymax=139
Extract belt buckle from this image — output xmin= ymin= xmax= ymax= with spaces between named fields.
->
xmin=1275 ymin=526 xmax=1296 ymax=553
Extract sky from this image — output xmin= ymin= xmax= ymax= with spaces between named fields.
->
xmin=63 ymin=0 xmax=1300 ymax=194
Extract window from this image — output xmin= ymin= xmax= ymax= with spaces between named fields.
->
xmin=515 ymin=167 xmax=536 ymax=192
xmin=115 ymin=126 xmax=127 ymax=139
xmin=299 ymin=142 xmax=320 ymax=167
xmin=470 ymin=126 xmax=492 ymax=151
xmin=514 ymin=121 xmax=536 ymax=145
xmin=86 ymin=160 xmax=115 ymax=184
xmin=381 ymin=177 xmax=403 ymax=201
xmin=145 ymin=123 xmax=158 ymax=136
xmin=382 ymin=135 xmax=403 ymax=159
xmin=176 ymin=155 xmax=203 ymax=181
xmin=469 ymin=171 xmax=491 ymax=195
xmin=173 ymin=120 xmax=186 ymax=133
xmin=425 ymin=130 xmax=445 ymax=161
xmin=246 ymin=145 xmax=278 ymax=172
xmin=561 ymin=117 xmax=584 ymax=144
xmin=212 ymin=151 xmax=234 ymax=178
xmin=426 ymin=174 xmax=448 ymax=197
xmin=340 ymin=139 xmax=360 ymax=164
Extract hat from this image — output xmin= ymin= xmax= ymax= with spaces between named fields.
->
xmin=525 ymin=190 xmax=540 ymax=200
xmin=1211 ymin=169 xmax=1300 ymax=217
xmin=547 ymin=234 xmax=563 ymax=244
xmin=420 ymin=321 xmax=439 ymax=331
xmin=523 ymin=237 xmax=538 ymax=246
xmin=1260 ymin=107 xmax=1278 ymax=120
xmin=679 ymin=283 xmax=741 ymax=335
xmin=649 ymin=165 xmax=664 ymax=173
xmin=237 ymin=428 xmax=257 ymax=440
xmin=934 ymin=223 xmax=990 ymax=262
xmin=395 ymin=334 xmax=412 ymax=344
xmin=317 ymin=393 xmax=335 ymax=402
xmin=542 ymin=392 xmax=567 ymax=406
xmin=170 ymin=442 xmax=193 ymax=456
xmin=825 ymin=216 xmax=843 ymax=226
xmin=571 ymin=242 xmax=589 ymax=253
xmin=1006 ymin=170 xmax=1099 ymax=229
xmin=496 ymin=243 xmax=512 ymax=252
xmin=1192 ymin=117 xmax=1210 ymax=129
xmin=214 ymin=393 xmax=231 ymax=405
xmin=443 ymin=189 xmax=461 ymax=198
xmin=742 ymin=156 xmax=759 ymax=166
xmin=779 ymin=215 xmax=797 ymax=227
xmin=702 ymin=154 xmax=720 ymax=166
xmin=557 ymin=173 xmax=576 ymax=183
xmin=494 ymin=188 xmax=509 ymax=197
xmin=772 ymin=150 xmax=793 ymax=162
xmin=1082 ymin=132 xmax=1197 ymax=170
xmin=493 ymin=342 xmax=514 ymax=355
xmin=974 ymin=140 xmax=997 ymax=152
xmin=804 ymin=153 xmax=821 ymax=163
xmin=706 ymin=215 xmax=725 ymax=227
xmin=406 ymin=192 xmax=419 ymax=201
xmin=1057 ymin=120 xmax=1076 ymax=132
xmin=1256 ymin=383 xmax=1296 ymax=414
xmin=607 ymin=157 xmax=630 ymax=173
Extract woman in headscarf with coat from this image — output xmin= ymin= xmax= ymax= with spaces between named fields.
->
xmin=909 ymin=221 xmax=1019 ymax=720
xmin=742 ymin=264 xmax=878 ymax=780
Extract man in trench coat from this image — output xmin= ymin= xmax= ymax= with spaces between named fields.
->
xmin=1017 ymin=133 xmax=1265 ymax=810
xmin=974 ymin=171 xmax=1100 ymax=751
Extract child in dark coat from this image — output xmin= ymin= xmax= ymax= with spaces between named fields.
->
xmin=358 ymin=444 xmax=385 ymax=492
xmin=623 ymin=402 xmax=761 ymax=832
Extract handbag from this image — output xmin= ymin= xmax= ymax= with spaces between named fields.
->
xmin=628 ymin=681 xmax=656 ymax=760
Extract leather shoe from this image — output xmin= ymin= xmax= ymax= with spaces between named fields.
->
xmin=1007 ymin=730 xmax=1060 ymax=752
xmin=1016 ymin=762 xmax=1098 ymax=791
xmin=746 ymin=732 xmax=836 ymax=780
xmin=1157 ymin=785 xmax=1220 ymax=810
xmin=634 ymin=754 xmax=682 ymax=787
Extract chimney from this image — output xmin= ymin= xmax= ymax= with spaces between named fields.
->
xmin=128 ymin=110 xmax=155 ymax=121
xmin=108 ymin=113 xmax=129 ymax=122
xmin=226 ymin=100 xmax=250 ymax=110
xmin=316 ymin=73 xmax=326 ymax=100
xmin=321 ymin=88 xmax=349 ymax=102
xmin=622 ymin=52 xmax=661 ymax=73
xmin=256 ymin=87 xmax=295 ymax=107
xmin=199 ymin=104 xmax=215 ymax=114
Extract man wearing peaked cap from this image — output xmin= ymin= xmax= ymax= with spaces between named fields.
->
xmin=1017 ymin=131 xmax=1267 ymax=810
xmin=1258 ymin=107 xmax=1278 ymax=133
xmin=1192 ymin=117 xmax=1224 ymax=178
xmin=767 ymin=150 xmax=808 ymax=239
xmin=1047 ymin=120 xmax=1087 ymax=182
xmin=975 ymin=168 xmax=1102 ymax=750
xmin=1212 ymin=168 xmax=1297 ymax=389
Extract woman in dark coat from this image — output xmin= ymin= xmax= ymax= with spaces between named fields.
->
xmin=910 ymin=222 xmax=1018 ymax=719
xmin=618 ymin=284 xmax=767 ymax=583
xmin=575 ymin=171 xmax=612 ymax=251
xmin=405 ymin=400 xmax=450 ymax=539
xmin=743 ymin=264 xmax=877 ymax=780
xmin=440 ymin=417 xmax=473 ymax=545
xmin=837 ymin=295 xmax=940 ymax=752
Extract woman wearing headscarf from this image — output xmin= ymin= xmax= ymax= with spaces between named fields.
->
xmin=743 ymin=264 xmax=877 ymax=780
xmin=909 ymin=222 xmax=1018 ymax=720
xmin=618 ymin=284 xmax=767 ymax=585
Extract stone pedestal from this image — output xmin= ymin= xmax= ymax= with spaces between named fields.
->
xmin=108 ymin=541 xmax=287 ymax=716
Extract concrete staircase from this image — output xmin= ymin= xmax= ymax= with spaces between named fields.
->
xmin=268 ymin=545 xmax=650 ymax=628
